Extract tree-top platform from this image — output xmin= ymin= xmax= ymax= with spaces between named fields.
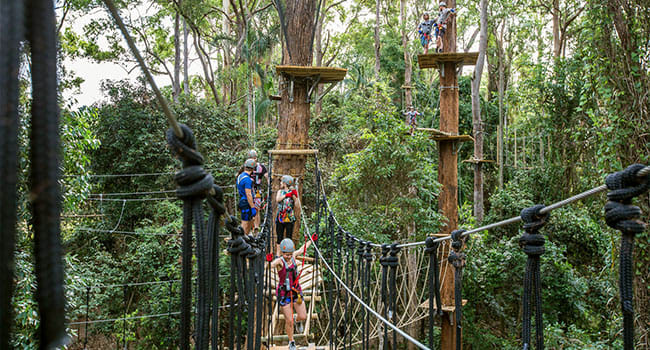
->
xmin=275 ymin=65 xmax=347 ymax=83
xmin=416 ymin=128 xmax=474 ymax=142
xmin=417 ymin=52 xmax=479 ymax=69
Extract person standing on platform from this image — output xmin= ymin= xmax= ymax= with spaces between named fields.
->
xmin=248 ymin=149 xmax=268 ymax=232
xmin=276 ymin=175 xmax=299 ymax=257
xmin=236 ymin=159 xmax=257 ymax=234
xmin=435 ymin=2 xmax=456 ymax=53
xmin=418 ymin=13 xmax=436 ymax=54
xmin=404 ymin=106 xmax=420 ymax=134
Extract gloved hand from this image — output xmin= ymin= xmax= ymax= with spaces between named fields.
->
xmin=311 ymin=233 xmax=318 ymax=242
xmin=285 ymin=189 xmax=298 ymax=198
xmin=266 ymin=253 xmax=274 ymax=262
xmin=251 ymin=207 xmax=257 ymax=217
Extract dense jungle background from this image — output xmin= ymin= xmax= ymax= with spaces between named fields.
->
xmin=9 ymin=0 xmax=650 ymax=348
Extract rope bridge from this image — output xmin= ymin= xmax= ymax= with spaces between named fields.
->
xmin=2 ymin=2 xmax=650 ymax=350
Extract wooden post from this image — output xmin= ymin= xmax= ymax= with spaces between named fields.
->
xmin=438 ymin=0 xmax=460 ymax=348
xmin=275 ymin=1 xmax=318 ymax=239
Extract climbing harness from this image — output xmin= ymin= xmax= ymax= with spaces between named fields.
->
xmin=603 ymin=164 xmax=650 ymax=350
xmin=519 ymin=205 xmax=548 ymax=350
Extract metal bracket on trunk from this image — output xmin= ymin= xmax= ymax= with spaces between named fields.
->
xmin=315 ymin=82 xmax=339 ymax=103
xmin=288 ymin=77 xmax=295 ymax=103
xmin=306 ymin=75 xmax=322 ymax=103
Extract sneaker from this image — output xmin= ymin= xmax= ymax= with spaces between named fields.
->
xmin=288 ymin=340 xmax=297 ymax=350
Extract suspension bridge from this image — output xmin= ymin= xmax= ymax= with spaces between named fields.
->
xmin=2 ymin=1 xmax=649 ymax=350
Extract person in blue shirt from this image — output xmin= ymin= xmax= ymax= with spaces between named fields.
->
xmin=237 ymin=159 xmax=257 ymax=234
xmin=435 ymin=2 xmax=456 ymax=53
xmin=418 ymin=13 xmax=435 ymax=54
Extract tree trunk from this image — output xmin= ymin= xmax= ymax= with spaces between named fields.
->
xmin=374 ymin=0 xmax=381 ymax=80
xmin=496 ymin=31 xmax=505 ymax=190
xmin=552 ymin=0 xmax=561 ymax=57
xmin=276 ymin=0 xmax=318 ymax=239
xmin=314 ymin=5 xmax=324 ymax=116
xmin=471 ymin=0 xmax=488 ymax=223
xmin=183 ymin=18 xmax=189 ymax=94
xmin=401 ymin=0 xmax=412 ymax=108
xmin=173 ymin=11 xmax=181 ymax=102
xmin=222 ymin=0 xmax=232 ymax=103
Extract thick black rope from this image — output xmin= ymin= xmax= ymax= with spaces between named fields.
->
xmin=167 ymin=124 xmax=217 ymax=350
xmin=425 ymin=236 xmax=442 ymax=348
xmin=604 ymin=164 xmax=650 ymax=350
xmin=519 ymin=204 xmax=548 ymax=350
xmin=246 ymin=238 xmax=259 ymax=350
xmin=226 ymin=219 xmax=248 ymax=350
xmin=345 ymin=234 xmax=355 ymax=349
xmin=27 ymin=0 xmax=68 ymax=346
xmin=387 ymin=244 xmax=400 ymax=348
xmin=0 ymin=1 xmax=24 ymax=347
xmin=207 ymin=185 xmax=226 ymax=350
xmin=448 ymin=229 xmax=468 ymax=350
xmin=363 ymin=242 xmax=373 ymax=350
xmin=379 ymin=244 xmax=390 ymax=348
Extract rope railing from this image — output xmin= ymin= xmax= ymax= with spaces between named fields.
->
xmin=397 ymin=165 xmax=650 ymax=248
xmin=300 ymin=209 xmax=432 ymax=350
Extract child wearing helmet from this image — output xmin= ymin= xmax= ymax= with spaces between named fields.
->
xmin=236 ymin=158 xmax=257 ymax=234
xmin=248 ymin=149 xmax=268 ymax=232
xmin=434 ymin=2 xmax=456 ymax=53
xmin=270 ymin=236 xmax=316 ymax=350
xmin=276 ymin=175 xmax=299 ymax=256
xmin=418 ymin=13 xmax=436 ymax=54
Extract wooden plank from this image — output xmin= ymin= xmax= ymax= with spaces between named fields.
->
xmin=462 ymin=158 xmax=495 ymax=164
xmin=419 ymin=298 xmax=468 ymax=312
xmin=415 ymin=127 xmax=453 ymax=137
xmin=275 ymin=65 xmax=347 ymax=83
xmin=269 ymin=94 xmax=282 ymax=101
xmin=268 ymin=149 xmax=319 ymax=155
xmin=417 ymin=52 xmax=479 ymax=69
xmin=432 ymin=135 xmax=474 ymax=142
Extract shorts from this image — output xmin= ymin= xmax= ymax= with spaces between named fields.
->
xmin=276 ymin=221 xmax=295 ymax=244
xmin=278 ymin=291 xmax=303 ymax=307
xmin=240 ymin=204 xmax=256 ymax=221
xmin=420 ymin=34 xmax=430 ymax=47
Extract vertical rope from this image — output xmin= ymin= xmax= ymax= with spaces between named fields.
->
xmin=122 ymin=285 xmax=128 ymax=349
xmin=84 ymin=287 xmax=91 ymax=349
xmin=27 ymin=0 xmax=67 ymax=346
xmin=424 ymin=237 xmax=442 ymax=348
xmin=379 ymin=245 xmax=390 ymax=348
xmin=448 ymin=230 xmax=468 ymax=350
xmin=0 ymin=2 xmax=23 ymax=347
xmin=168 ymin=280 xmax=174 ymax=347
xmin=363 ymin=243 xmax=373 ymax=350
xmin=387 ymin=244 xmax=400 ymax=348
xmin=603 ymin=164 xmax=650 ymax=350
xmin=519 ymin=205 xmax=548 ymax=350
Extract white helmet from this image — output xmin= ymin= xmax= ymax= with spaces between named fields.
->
xmin=244 ymin=158 xmax=256 ymax=169
xmin=248 ymin=149 xmax=258 ymax=158
xmin=439 ymin=1 xmax=447 ymax=7
xmin=281 ymin=175 xmax=294 ymax=186
xmin=280 ymin=238 xmax=295 ymax=253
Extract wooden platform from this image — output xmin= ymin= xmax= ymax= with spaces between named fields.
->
xmin=415 ymin=128 xmax=474 ymax=142
xmin=417 ymin=52 xmax=479 ymax=69
xmin=419 ymin=298 xmax=468 ymax=312
xmin=463 ymin=157 xmax=495 ymax=164
xmin=268 ymin=149 xmax=319 ymax=156
xmin=275 ymin=66 xmax=347 ymax=83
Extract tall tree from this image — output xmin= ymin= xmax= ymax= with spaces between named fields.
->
xmin=401 ymin=0 xmax=412 ymax=108
xmin=274 ymin=0 xmax=319 ymax=236
xmin=374 ymin=0 xmax=381 ymax=80
xmin=471 ymin=0 xmax=488 ymax=222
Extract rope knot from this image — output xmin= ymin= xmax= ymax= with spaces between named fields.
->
xmin=207 ymin=184 xmax=226 ymax=215
xmin=225 ymin=215 xmax=245 ymax=238
xmin=520 ymin=205 xmax=547 ymax=257
xmin=166 ymin=124 xmax=204 ymax=166
xmin=520 ymin=204 xmax=548 ymax=234
xmin=448 ymin=229 xmax=467 ymax=269
xmin=387 ymin=244 xmax=400 ymax=267
xmin=450 ymin=229 xmax=467 ymax=251
xmin=363 ymin=243 xmax=373 ymax=262
xmin=605 ymin=164 xmax=650 ymax=203
xmin=424 ymin=236 xmax=440 ymax=254
xmin=604 ymin=164 xmax=649 ymax=235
